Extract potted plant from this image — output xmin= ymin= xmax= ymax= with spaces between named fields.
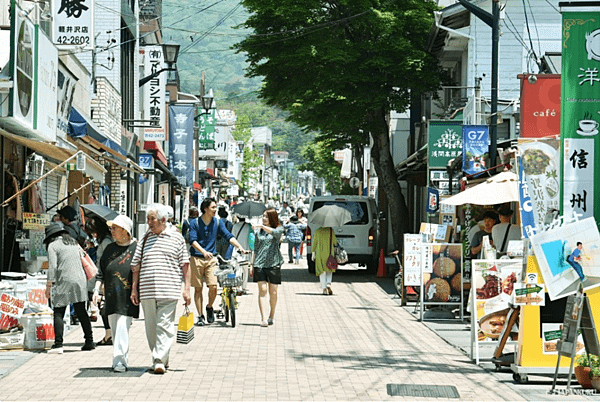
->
xmin=574 ymin=353 xmax=599 ymax=389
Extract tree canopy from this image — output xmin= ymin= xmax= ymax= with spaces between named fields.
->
xmin=235 ymin=0 xmax=448 ymax=250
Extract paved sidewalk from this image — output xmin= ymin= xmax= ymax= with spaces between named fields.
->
xmin=0 ymin=259 xmax=553 ymax=400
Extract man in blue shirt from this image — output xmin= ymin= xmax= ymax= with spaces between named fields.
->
xmin=189 ymin=198 xmax=248 ymax=325
xmin=567 ymin=242 xmax=585 ymax=281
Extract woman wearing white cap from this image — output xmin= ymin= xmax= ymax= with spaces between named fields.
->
xmin=92 ymin=215 xmax=139 ymax=373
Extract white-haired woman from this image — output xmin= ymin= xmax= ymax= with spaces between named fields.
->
xmin=93 ymin=215 xmax=139 ymax=373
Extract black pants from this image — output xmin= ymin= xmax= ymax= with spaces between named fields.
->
xmin=53 ymin=301 xmax=93 ymax=347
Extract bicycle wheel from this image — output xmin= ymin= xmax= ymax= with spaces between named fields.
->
xmin=223 ymin=292 xmax=230 ymax=323
xmin=228 ymin=291 xmax=236 ymax=328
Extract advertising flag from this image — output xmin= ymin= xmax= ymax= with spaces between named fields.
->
xmin=168 ymin=105 xmax=195 ymax=187
xmin=560 ymin=5 xmax=600 ymax=221
xmin=462 ymin=125 xmax=489 ymax=175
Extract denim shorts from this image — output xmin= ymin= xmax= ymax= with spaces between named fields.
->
xmin=253 ymin=266 xmax=282 ymax=284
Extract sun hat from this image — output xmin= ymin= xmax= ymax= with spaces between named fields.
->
xmin=107 ymin=215 xmax=133 ymax=237
xmin=57 ymin=205 xmax=78 ymax=222
xmin=44 ymin=222 xmax=68 ymax=244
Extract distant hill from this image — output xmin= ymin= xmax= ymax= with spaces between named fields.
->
xmin=162 ymin=0 xmax=261 ymax=95
xmin=162 ymin=0 xmax=314 ymax=166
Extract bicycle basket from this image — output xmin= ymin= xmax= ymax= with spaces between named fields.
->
xmin=215 ymin=267 xmax=243 ymax=287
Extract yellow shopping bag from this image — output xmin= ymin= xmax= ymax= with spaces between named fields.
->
xmin=177 ymin=306 xmax=194 ymax=344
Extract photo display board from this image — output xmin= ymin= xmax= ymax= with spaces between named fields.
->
xmin=421 ymin=243 xmax=463 ymax=307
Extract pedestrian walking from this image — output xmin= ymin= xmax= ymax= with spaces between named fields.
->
xmin=92 ymin=215 xmax=139 ymax=373
xmin=84 ymin=217 xmax=113 ymax=344
xmin=44 ymin=222 xmax=95 ymax=354
xmin=311 ymin=227 xmax=337 ymax=295
xmin=130 ymin=204 xmax=191 ymax=374
xmin=282 ymin=215 xmax=306 ymax=264
xmin=188 ymin=198 xmax=248 ymax=326
xmin=251 ymin=209 xmax=284 ymax=327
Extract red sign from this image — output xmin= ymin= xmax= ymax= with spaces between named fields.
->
xmin=519 ymin=74 xmax=561 ymax=138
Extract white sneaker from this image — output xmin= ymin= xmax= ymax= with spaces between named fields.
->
xmin=154 ymin=363 xmax=166 ymax=374
xmin=47 ymin=347 xmax=63 ymax=354
xmin=114 ymin=363 xmax=127 ymax=373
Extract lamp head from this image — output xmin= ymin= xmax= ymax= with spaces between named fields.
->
xmin=162 ymin=42 xmax=180 ymax=66
xmin=202 ymin=88 xmax=214 ymax=111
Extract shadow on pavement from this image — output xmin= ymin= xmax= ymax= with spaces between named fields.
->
xmin=75 ymin=367 xmax=147 ymax=377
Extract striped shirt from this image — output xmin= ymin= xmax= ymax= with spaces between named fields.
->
xmin=131 ymin=229 xmax=190 ymax=300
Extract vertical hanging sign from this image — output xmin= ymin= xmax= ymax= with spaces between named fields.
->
xmin=53 ymin=0 xmax=93 ymax=48
xmin=560 ymin=5 xmax=600 ymax=220
xmin=168 ymin=104 xmax=195 ymax=187
xmin=142 ymin=46 xmax=166 ymax=141
xmin=198 ymin=108 xmax=216 ymax=150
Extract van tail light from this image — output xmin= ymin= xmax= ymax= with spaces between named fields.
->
xmin=306 ymin=227 xmax=312 ymax=246
xmin=368 ymin=228 xmax=374 ymax=247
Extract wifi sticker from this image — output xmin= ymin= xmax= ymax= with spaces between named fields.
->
xmin=526 ymin=273 xmax=538 ymax=284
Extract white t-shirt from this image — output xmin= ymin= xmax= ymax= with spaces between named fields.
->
xmin=491 ymin=222 xmax=521 ymax=253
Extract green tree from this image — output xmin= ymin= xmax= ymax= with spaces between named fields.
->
xmin=298 ymin=142 xmax=343 ymax=195
xmin=232 ymin=114 xmax=263 ymax=195
xmin=235 ymin=0 xmax=447 ymax=250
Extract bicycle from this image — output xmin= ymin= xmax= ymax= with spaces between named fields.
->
xmin=214 ymin=255 xmax=246 ymax=328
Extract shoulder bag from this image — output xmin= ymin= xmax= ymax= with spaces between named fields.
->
xmin=326 ymin=229 xmax=338 ymax=271
xmin=80 ymin=247 xmax=98 ymax=280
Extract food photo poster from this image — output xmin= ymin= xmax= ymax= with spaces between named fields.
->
xmin=529 ymin=217 xmax=600 ymax=300
xmin=473 ymin=260 xmax=521 ymax=341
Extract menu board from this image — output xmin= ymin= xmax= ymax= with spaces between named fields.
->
xmin=404 ymin=234 xmax=426 ymax=286
xmin=472 ymin=259 xmax=522 ymax=340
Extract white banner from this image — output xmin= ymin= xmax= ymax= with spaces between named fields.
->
xmin=142 ymin=46 xmax=166 ymax=141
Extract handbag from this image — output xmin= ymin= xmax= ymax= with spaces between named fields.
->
xmin=326 ymin=229 xmax=338 ymax=271
xmin=334 ymin=243 xmax=348 ymax=264
xmin=176 ymin=306 xmax=194 ymax=344
xmin=80 ymin=247 xmax=98 ymax=281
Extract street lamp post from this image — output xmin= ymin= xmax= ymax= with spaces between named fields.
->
xmin=139 ymin=42 xmax=180 ymax=87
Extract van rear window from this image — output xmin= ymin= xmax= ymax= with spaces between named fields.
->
xmin=312 ymin=201 xmax=369 ymax=225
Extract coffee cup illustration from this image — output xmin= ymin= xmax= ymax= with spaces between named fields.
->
xmin=579 ymin=119 xmax=599 ymax=133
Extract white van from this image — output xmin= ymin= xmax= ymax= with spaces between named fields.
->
xmin=306 ymin=195 xmax=379 ymax=274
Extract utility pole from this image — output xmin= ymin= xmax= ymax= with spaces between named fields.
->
xmin=457 ymin=0 xmax=499 ymax=167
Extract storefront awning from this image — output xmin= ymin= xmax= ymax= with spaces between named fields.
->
xmin=1 ymin=127 xmax=72 ymax=162
xmin=143 ymin=141 xmax=168 ymax=166
xmin=68 ymin=107 xmax=127 ymax=160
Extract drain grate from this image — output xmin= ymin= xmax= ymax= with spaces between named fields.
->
xmin=386 ymin=384 xmax=460 ymax=398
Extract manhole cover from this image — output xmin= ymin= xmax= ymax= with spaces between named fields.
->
xmin=386 ymin=384 xmax=460 ymax=398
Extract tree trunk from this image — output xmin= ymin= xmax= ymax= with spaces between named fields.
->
xmin=368 ymin=108 xmax=409 ymax=252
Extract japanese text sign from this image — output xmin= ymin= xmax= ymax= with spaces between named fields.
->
xmin=168 ymin=104 xmax=195 ymax=187
xmin=198 ymin=108 xmax=216 ymax=150
xmin=53 ymin=0 xmax=93 ymax=48
xmin=142 ymin=46 xmax=166 ymax=141
xmin=560 ymin=6 xmax=600 ymax=221
xmin=428 ymin=121 xmax=463 ymax=168
xmin=0 ymin=293 xmax=26 ymax=318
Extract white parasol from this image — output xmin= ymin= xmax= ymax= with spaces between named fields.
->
xmin=308 ymin=205 xmax=352 ymax=227
xmin=441 ymin=171 xmax=519 ymax=206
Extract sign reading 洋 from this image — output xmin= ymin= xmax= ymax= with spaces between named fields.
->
xmin=53 ymin=0 xmax=93 ymax=48
xmin=560 ymin=5 xmax=600 ymax=221
xmin=428 ymin=121 xmax=463 ymax=169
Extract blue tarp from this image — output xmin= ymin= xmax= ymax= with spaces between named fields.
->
xmin=68 ymin=107 xmax=127 ymax=157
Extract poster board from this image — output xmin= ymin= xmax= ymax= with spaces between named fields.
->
xmin=420 ymin=243 xmax=463 ymax=320
xmin=516 ymin=255 xmax=600 ymax=368
xmin=529 ymin=217 xmax=600 ymax=300
xmin=404 ymin=233 xmax=426 ymax=287
xmin=471 ymin=259 xmax=522 ymax=363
